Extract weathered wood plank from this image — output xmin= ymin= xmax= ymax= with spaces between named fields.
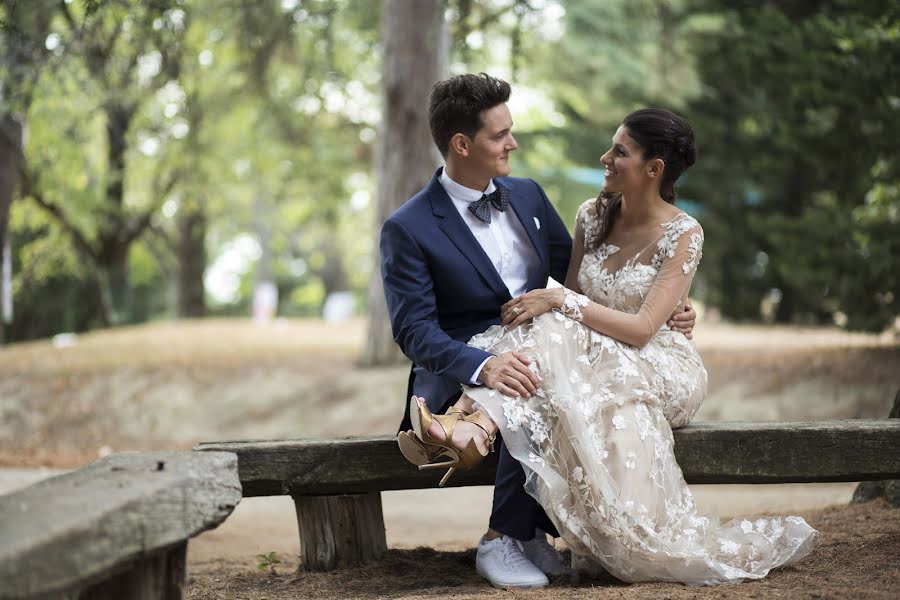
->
xmin=0 ymin=451 xmax=240 ymax=599
xmin=196 ymin=419 xmax=900 ymax=495
xmin=293 ymin=492 xmax=387 ymax=571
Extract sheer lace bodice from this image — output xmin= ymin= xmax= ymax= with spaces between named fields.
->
xmin=576 ymin=202 xmax=702 ymax=315
xmin=464 ymin=198 xmax=816 ymax=585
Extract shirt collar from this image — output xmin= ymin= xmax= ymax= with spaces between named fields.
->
xmin=440 ymin=167 xmax=496 ymax=203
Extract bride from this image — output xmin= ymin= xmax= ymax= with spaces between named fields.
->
xmin=402 ymin=108 xmax=817 ymax=585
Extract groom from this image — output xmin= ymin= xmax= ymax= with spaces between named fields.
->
xmin=380 ymin=74 xmax=694 ymax=588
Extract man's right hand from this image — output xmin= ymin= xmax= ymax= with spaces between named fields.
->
xmin=479 ymin=352 xmax=540 ymax=398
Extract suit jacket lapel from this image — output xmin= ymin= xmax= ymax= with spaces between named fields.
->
xmin=428 ymin=170 xmax=510 ymax=300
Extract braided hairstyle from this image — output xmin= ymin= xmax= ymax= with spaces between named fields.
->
xmin=591 ymin=108 xmax=696 ymax=250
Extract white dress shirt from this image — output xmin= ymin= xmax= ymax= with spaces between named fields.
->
xmin=439 ymin=169 xmax=540 ymax=383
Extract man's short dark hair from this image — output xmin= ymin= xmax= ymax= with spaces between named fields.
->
xmin=428 ymin=73 xmax=511 ymax=156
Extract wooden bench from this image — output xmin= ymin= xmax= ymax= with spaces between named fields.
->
xmin=0 ymin=451 xmax=240 ymax=600
xmin=197 ymin=418 xmax=900 ymax=571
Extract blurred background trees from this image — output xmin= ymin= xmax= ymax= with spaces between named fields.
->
xmin=0 ymin=0 xmax=897 ymax=347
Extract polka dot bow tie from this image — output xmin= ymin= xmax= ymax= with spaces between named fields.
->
xmin=468 ymin=184 xmax=511 ymax=224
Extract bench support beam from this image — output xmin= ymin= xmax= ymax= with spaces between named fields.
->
xmin=293 ymin=492 xmax=386 ymax=570
xmin=80 ymin=542 xmax=186 ymax=600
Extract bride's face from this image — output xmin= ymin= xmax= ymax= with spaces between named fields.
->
xmin=600 ymin=126 xmax=647 ymax=193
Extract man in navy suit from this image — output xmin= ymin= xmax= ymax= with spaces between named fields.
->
xmin=380 ymin=74 xmax=694 ymax=588
xmin=380 ymin=74 xmax=567 ymax=588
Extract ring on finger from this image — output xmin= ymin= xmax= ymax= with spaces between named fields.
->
xmin=512 ymin=307 xmax=521 ymax=316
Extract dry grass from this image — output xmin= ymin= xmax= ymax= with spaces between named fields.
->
xmin=0 ymin=318 xmax=365 ymax=375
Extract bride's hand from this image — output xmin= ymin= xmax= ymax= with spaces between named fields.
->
xmin=667 ymin=298 xmax=697 ymax=339
xmin=501 ymin=289 xmax=565 ymax=329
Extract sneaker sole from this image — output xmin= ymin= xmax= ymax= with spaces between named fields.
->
xmin=476 ymin=566 xmax=548 ymax=589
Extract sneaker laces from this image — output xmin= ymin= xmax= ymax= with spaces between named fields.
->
xmin=499 ymin=537 xmax=533 ymax=570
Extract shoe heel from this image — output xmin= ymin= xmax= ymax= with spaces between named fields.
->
xmin=418 ymin=461 xmax=451 ymax=471
xmin=439 ymin=467 xmax=456 ymax=487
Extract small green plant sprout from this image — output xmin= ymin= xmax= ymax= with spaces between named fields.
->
xmin=256 ymin=551 xmax=282 ymax=574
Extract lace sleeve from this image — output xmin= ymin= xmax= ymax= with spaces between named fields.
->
xmin=570 ymin=217 xmax=704 ymax=348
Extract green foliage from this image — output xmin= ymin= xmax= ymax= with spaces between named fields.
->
xmin=5 ymin=0 xmax=897 ymax=340
xmin=256 ymin=550 xmax=281 ymax=574
xmin=684 ymin=0 xmax=900 ymax=329
xmin=6 ymin=0 xmax=383 ymax=338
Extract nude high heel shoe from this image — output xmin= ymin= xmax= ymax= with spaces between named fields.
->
xmin=397 ymin=403 xmax=470 ymax=466
xmin=410 ymin=397 xmax=497 ymax=487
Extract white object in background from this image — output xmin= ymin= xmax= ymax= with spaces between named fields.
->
xmin=2 ymin=239 xmax=11 ymax=324
xmin=52 ymin=333 xmax=78 ymax=348
xmin=252 ymin=281 xmax=279 ymax=324
xmin=323 ymin=291 xmax=355 ymax=323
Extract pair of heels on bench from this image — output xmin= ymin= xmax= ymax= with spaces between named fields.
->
xmin=397 ymin=396 xmax=498 ymax=487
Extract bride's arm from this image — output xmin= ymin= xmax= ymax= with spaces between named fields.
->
xmin=503 ymin=222 xmax=704 ymax=348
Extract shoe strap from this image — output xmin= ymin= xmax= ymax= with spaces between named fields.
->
xmin=432 ymin=412 xmax=462 ymax=442
xmin=446 ymin=406 xmax=470 ymax=417
xmin=463 ymin=410 xmax=497 ymax=452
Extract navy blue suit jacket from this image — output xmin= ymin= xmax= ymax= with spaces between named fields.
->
xmin=381 ymin=168 xmax=572 ymax=430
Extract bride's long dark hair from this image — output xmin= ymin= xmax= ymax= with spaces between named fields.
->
xmin=590 ymin=108 xmax=697 ymax=251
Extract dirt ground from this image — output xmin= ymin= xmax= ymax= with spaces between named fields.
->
xmin=1 ymin=318 xmax=898 ymax=598
xmin=184 ymin=500 xmax=900 ymax=599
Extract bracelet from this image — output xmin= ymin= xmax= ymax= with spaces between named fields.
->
xmin=555 ymin=288 xmax=590 ymax=322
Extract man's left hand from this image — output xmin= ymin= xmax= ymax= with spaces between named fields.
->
xmin=667 ymin=299 xmax=697 ymax=339
xmin=501 ymin=288 xmax=564 ymax=329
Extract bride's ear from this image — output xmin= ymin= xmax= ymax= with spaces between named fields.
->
xmin=646 ymin=157 xmax=665 ymax=179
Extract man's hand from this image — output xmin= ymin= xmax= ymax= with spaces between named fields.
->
xmin=667 ymin=298 xmax=697 ymax=339
xmin=479 ymin=351 xmax=540 ymax=398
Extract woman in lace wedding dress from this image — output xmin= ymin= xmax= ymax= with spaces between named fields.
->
xmin=408 ymin=108 xmax=817 ymax=585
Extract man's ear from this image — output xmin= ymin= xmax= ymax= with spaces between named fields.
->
xmin=449 ymin=133 xmax=470 ymax=157
xmin=646 ymin=157 xmax=665 ymax=179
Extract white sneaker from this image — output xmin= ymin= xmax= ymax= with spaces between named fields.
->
xmin=476 ymin=535 xmax=549 ymax=589
xmin=521 ymin=530 xmax=567 ymax=576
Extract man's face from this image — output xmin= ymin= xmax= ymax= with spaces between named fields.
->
xmin=466 ymin=103 xmax=518 ymax=179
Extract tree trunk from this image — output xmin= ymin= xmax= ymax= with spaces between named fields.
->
xmin=176 ymin=199 xmax=207 ymax=318
xmin=0 ymin=115 xmax=24 ymax=345
xmin=98 ymin=247 xmax=131 ymax=326
xmin=97 ymin=103 xmax=136 ymax=325
xmin=360 ymin=0 xmax=447 ymax=366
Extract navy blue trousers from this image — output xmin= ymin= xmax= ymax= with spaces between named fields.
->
xmin=399 ymin=389 xmax=558 ymax=542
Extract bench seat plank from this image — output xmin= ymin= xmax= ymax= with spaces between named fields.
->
xmin=0 ymin=451 xmax=241 ymax=598
xmin=196 ymin=419 xmax=900 ymax=496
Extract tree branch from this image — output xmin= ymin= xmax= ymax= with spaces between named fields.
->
xmin=143 ymin=221 xmax=177 ymax=277
xmin=123 ymin=167 xmax=180 ymax=245
xmin=20 ymin=165 xmax=98 ymax=261
xmin=58 ymin=0 xmax=77 ymax=33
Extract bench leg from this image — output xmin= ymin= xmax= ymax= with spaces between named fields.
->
xmin=852 ymin=388 xmax=900 ymax=506
xmin=293 ymin=492 xmax=387 ymax=570
xmin=78 ymin=541 xmax=186 ymax=599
